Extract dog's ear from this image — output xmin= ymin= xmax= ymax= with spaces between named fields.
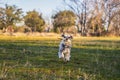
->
xmin=61 ymin=34 xmax=66 ymax=38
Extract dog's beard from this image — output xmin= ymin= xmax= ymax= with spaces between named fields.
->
xmin=64 ymin=39 xmax=71 ymax=47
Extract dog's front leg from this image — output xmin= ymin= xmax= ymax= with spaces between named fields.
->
xmin=64 ymin=49 xmax=71 ymax=61
xmin=58 ymin=41 xmax=65 ymax=59
xmin=58 ymin=50 xmax=64 ymax=59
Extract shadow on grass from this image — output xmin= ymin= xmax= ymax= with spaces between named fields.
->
xmin=0 ymin=40 xmax=120 ymax=80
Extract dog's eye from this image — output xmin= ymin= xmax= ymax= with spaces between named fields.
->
xmin=68 ymin=36 xmax=73 ymax=39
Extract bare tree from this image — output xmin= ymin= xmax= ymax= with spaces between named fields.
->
xmin=109 ymin=9 xmax=120 ymax=36
xmin=86 ymin=0 xmax=105 ymax=36
xmin=103 ymin=0 xmax=120 ymax=32
xmin=64 ymin=0 xmax=90 ymax=36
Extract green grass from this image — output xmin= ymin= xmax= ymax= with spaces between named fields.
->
xmin=0 ymin=36 xmax=120 ymax=80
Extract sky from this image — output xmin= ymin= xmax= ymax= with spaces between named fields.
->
xmin=0 ymin=0 xmax=66 ymax=19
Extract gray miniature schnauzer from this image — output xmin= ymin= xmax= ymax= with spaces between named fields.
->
xmin=58 ymin=34 xmax=73 ymax=62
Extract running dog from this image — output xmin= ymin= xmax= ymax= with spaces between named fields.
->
xmin=58 ymin=34 xmax=73 ymax=62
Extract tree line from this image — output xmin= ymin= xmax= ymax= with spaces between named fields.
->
xmin=64 ymin=0 xmax=120 ymax=36
xmin=0 ymin=0 xmax=120 ymax=36
xmin=0 ymin=4 xmax=45 ymax=33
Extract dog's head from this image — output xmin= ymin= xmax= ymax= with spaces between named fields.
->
xmin=61 ymin=34 xmax=73 ymax=41
xmin=61 ymin=34 xmax=73 ymax=47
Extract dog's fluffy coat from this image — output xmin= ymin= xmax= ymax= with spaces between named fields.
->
xmin=58 ymin=34 xmax=72 ymax=61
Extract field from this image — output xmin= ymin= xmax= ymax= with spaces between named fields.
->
xmin=0 ymin=35 xmax=120 ymax=80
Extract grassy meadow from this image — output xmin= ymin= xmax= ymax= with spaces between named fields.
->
xmin=0 ymin=35 xmax=120 ymax=80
